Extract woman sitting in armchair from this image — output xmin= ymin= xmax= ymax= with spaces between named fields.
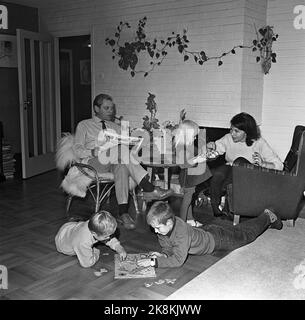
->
xmin=207 ymin=112 xmax=283 ymax=217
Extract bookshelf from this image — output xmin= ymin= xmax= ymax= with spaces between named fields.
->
xmin=0 ymin=122 xmax=5 ymax=182
xmin=0 ymin=121 xmax=16 ymax=181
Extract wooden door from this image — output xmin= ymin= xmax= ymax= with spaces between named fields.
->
xmin=17 ymin=29 xmax=57 ymax=179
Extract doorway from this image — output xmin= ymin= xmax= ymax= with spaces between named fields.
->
xmin=58 ymin=35 xmax=91 ymax=134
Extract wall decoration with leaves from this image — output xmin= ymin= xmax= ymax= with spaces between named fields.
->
xmin=105 ymin=17 xmax=278 ymax=77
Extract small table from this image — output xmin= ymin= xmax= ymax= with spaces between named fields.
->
xmin=140 ymin=159 xmax=179 ymax=212
xmin=141 ymin=161 xmax=179 ymax=190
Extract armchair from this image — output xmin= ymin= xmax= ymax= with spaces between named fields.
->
xmin=230 ymin=126 xmax=305 ymax=225
xmin=56 ymin=133 xmax=140 ymax=216
xmin=65 ymin=162 xmax=115 ymax=214
xmin=63 ymin=162 xmax=140 ymax=215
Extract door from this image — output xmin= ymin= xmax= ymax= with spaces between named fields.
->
xmin=58 ymin=35 xmax=91 ymax=131
xmin=17 ymin=29 xmax=57 ymax=179
xmin=59 ymin=49 xmax=74 ymax=133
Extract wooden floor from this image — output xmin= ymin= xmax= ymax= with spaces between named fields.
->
xmin=0 ymin=170 xmax=228 ymax=300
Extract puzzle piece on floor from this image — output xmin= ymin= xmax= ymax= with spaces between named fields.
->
xmin=94 ymin=268 xmax=108 ymax=277
xmin=144 ymin=282 xmax=153 ymax=287
xmin=144 ymin=278 xmax=177 ymax=286
xmin=155 ymin=279 xmax=165 ymax=285
xmin=165 ymin=278 xmax=177 ymax=284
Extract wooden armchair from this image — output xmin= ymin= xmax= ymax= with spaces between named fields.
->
xmin=230 ymin=126 xmax=305 ymax=225
xmin=65 ymin=162 xmax=115 ymax=213
xmin=65 ymin=162 xmax=140 ymax=215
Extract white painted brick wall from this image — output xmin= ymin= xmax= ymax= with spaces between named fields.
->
xmin=24 ymin=0 xmax=251 ymax=130
xmin=240 ymin=0 xmax=267 ymax=123
xmin=262 ymin=0 xmax=305 ymax=160
xmin=91 ymin=0 xmax=247 ymax=129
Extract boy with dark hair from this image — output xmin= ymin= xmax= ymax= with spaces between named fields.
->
xmin=138 ymin=201 xmax=283 ymax=268
xmin=55 ymin=210 xmax=126 ymax=268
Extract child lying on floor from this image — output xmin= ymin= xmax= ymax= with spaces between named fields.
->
xmin=55 ymin=211 xmax=126 ymax=268
xmin=137 ymin=201 xmax=282 ymax=268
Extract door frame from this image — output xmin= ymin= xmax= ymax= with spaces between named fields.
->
xmin=54 ymin=29 xmax=94 ymax=138
xmin=59 ymin=48 xmax=74 ymax=132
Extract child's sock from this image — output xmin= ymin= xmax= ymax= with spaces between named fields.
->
xmin=187 ymin=220 xmax=203 ymax=227
xmin=264 ymin=208 xmax=283 ymax=230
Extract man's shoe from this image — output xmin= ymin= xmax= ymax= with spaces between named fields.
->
xmin=117 ymin=213 xmax=136 ymax=230
xmin=264 ymin=208 xmax=283 ymax=230
xmin=143 ymin=186 xmax=174 ymax=201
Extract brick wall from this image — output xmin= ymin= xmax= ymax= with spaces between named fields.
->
xmin=32 ymin=0 xmax=256 ymax=129
xmin=91 ymin=0 xmax=248 ymax=129
xmin=240 ymin=0 xmax=267 ymax=123
xmin=262 ymin=0 xmax=305 ymax=160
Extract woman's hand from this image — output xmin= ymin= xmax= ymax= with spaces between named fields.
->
xmin=252 ymin=152 xmax=263 ymax=166
xmin=207 ymin=150 xmax=219 ymax=159
xmin=206 ymin=142 xmax=216 ymax=151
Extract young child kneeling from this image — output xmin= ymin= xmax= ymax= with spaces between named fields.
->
xmin=138 ymin=201 xmax=282 ymax=268
xmin=55 ymin=211 xmax=126 ymax=268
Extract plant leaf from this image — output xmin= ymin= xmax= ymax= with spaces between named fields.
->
xmin=108 ymin=39 xmax=115 ymax=46
xmin=200 ymin=51 xmax=207 ymax=61
xmin=178 ymin=44 xmax=184 ymax=53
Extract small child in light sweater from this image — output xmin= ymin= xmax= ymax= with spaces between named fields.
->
xmin=55 ymin=211 xmax=126 ymax=268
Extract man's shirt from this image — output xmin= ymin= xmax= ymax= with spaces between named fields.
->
xmin=73 ymin=116 xmax=121 ymax=159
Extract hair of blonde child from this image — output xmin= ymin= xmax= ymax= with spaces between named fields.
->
xmin=146 ymin=201 xmax=175 ymax=225
xmin=174 ymin=120 xmax=199 ymax=147
xmin=88 ymin=210 xmax=117 ymax=236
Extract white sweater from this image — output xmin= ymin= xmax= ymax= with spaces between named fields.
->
xmin=215 ymin=133 xmax=283 ymax=170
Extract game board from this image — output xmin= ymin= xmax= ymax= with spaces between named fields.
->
xmin=114 ymin=253 xmax=156 ymax=279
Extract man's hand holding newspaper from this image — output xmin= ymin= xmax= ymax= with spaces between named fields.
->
xmin=94 ymin=129 xmax=144 ymax=155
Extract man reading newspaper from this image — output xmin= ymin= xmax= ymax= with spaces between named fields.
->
xmin=66 ymin=93 xmax=174 ymax=230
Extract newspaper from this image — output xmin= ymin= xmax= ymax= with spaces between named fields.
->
xmin=104 ymin=130 xmax=144 ymax=152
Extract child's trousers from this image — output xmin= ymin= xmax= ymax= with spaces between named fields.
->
xmin=202 ymin=212 xmax=270 ymax=251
